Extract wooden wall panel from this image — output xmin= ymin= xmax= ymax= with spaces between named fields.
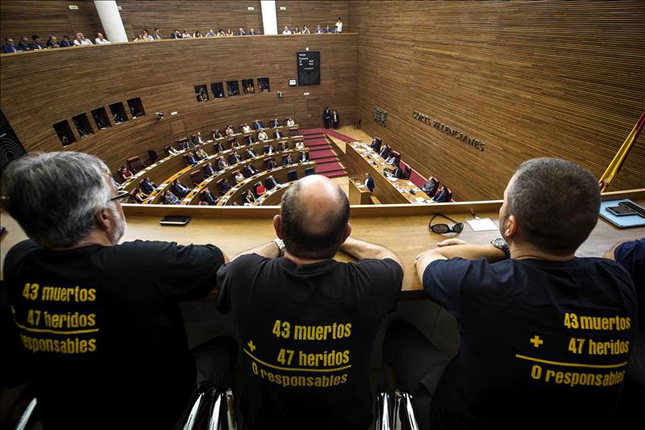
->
xmin=0 ymin=0 xmax=103 ymax=42
xmin=276 ymin=1 xmax=348 ymax=32
xmin=0 ymin=35 xmax=357 ymax=172
xmin=348 ymin=1 xmax=645 ymax=200
xmin=117 ymin=1 xmax=264 ymax=39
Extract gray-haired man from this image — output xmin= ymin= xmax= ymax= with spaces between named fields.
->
xmin=1 ymin=152 xmax=237 ymax=429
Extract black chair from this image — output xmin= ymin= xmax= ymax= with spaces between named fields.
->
xmin=287 ymin=170 xmax=298 ymax=182
xmin=147 ymin=149 xmax=158 ymax=164
xmin=305 ymin=166 xmax=316 ymax=176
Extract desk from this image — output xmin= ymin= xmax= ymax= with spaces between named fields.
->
xmin=349 ymin=178 xmax=373 ymax=205
xmin=341 ymin=141 xmax=433 ymax=205
xmin=3 ymin=190 xmax=642 ymax=295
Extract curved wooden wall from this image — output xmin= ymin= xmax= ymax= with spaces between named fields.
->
xmin=0 ymin=34 xmax=358 ymax=172
xmin=348 ymin=1 xmax=645 ymax=200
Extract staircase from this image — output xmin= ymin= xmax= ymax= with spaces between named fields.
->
xmin=301 ymin=128 xmax=346 ymax=179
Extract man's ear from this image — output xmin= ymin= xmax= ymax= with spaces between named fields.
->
xmin=273 ymin=214 xmax=283 ymax=239
xmin=504 ymin=214 xmax=518 ymax=240
xmin=95 ymin=208 xmax=111 ymax=232
xmin=339 ymin=223 xmax=352 ymax=246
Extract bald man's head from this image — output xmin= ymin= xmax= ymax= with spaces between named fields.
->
xmin=279 ymin=175 xmax=350 ymax=259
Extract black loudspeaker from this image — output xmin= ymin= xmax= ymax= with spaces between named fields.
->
xmin=0 ymin=110 xmax=26 ymax=172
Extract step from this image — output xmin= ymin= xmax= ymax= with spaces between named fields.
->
xmin=306 ymin=142 xmax=329 ymax=148
xmin=309 ymin=149 xmax=337 ymax=158
xmin=310 ymin=156 xmax=339 ymax=164
xmin=321 ymin=170 xmax=347 ymax=179
xmin=316 ymin=162 xmax=345 ymax=174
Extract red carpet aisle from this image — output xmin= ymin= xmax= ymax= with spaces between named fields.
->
xmin=301 ymin=128 xmax=346 ymax=179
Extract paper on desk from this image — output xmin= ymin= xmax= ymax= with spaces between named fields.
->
xmin=466 ymin=218 xmax=498 ymax=231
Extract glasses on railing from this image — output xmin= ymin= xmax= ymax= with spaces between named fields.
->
xmin=429 ymin=213 xmax=464 ymax=234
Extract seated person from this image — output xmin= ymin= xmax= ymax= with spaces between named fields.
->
xmin=163 ymin=189 xmax=180 ymax=205
xmin=325 ymin=25 xmax=333 ymax=33
xmin=315 ymin=25 xmax=324 ymax=34
xmin=180 ymin=139 xmax=192 ymax=151
xmin=295 ymin=140 xmax=306 ymax=150
xmin=286 ymin=117 xmax=296 ymax=126
xmin=205 ymin=28 xmax=216 ymax=37
xmin=258 ymin=130 xmax=269 ymax=141
xmin=192 ymin=132 xmax=204 ymax=145
xmin=302 ymin=25 xmax=311 ymax=34
xmin=181 ymin=29 xmax=192 ymax=38
xmin=60 ymin=35 xmax=74 ymax=47
xmin=379 ymin=144 xmax=391 ymax=159
xmin=17 ymin=36 xmax=32 ymax=51
xmin=185 ymin=152 xmax=198 ymax=166
xmin=193 ymin=31 xmax=203 ymax=38
xmin=95 ymin=32 xmax=110 ymax=44
xmin=370 ymin=137 xmax=382 ymax=152
xmin=225 ymin=125 xmax=235 ymax=136
xmin=200 ymin=189 xmax=218 ymax=205
xmin=255 ymin=182 xmax=267 ymax=196
xmin=266 ymin=176 xmax=279 ymax=189
xmin=172 ymin=179 xmax=191 ymax=197
xmin=243 ymin=165 xmax=259 ymax=177
xmin=220 ymin=179 xmax=233 ymax=193
xmin=73 ymin=32 xmax=93 ymax=46
xmin=217 ymin=28 xmax=225 ymax=37
xmin=421 ymin=176 xmax=439 ymax=197
xmin=237 ymin=28 xmax=246 ymax=36
xmin=234 ymin=171 xmax=245 ymax=184
xmin=113 ymin=112 xmax=125 ymax=124
xmin=277 ymin=141 xmax=288 ymax=152
xmin=272 ymin=117 xmax=281 ymax=127
xmin=225 ymin=29 xmax=234 ymax=37
xmin=294 ymin=26 xmax=302 ymax=34
xmin=217 ymin=157 xmax=229 ymax=170
xmin=242 ymin=123 xmax=252 ymax=133
xmin=432 ymin=186 xmax=450 ymax=202
xmin=213 ymin=141 xmax=224 ymax=153
xmin=273 ymin=129 xmax=283 ymax=139
xmin=253 ymin=119 xmax=266 ymax=130
xmin=249 ymin=28 xmax=259 ymax=35
xmin=283 ymin=154 xmax=294 ymax=166
xmin=244 ymin=135 xmax=255 ymax=145
xmin=243 ymin=189 xmax=256 ymax=204
xmin=117 ymin=165 xmax=133 ymax=181
xmin=139 ymin=177 xmax=156 ymax=194
xmin=168 ymin=146 xmax=180 ymax=155
xmin=390 ymin=163 xmax=405 ymax=179
xmin=264 ymin=145 xmax=275 ymax=155
xmin=282 ymin=26 xmax=292 ymax=35
xmin=245 ymin=148 xmax=259 ymax=159
xmin=298 ymin=151 xmax=309 ymax=163
xmin=229 ymin=152 xmax=243 ymax=164
xmin=385 ymin=154 xmax=399 ymax=165
xmin=266 ymin=158 xmax=278 ymax=170
xmin=195 ymin=148 xmax=208 ymax=160
xmin=231 ymin=139 xmax=242 ymax=149
xmin=212 ymin=129 xmax=223 ymax=139
xmin=132 ymin=188 xmax=149 ymax=204
xmin=204 ymin=162 xmax=216 ymax=177
xmin=46 ymin=36 xmax=60 ymax=49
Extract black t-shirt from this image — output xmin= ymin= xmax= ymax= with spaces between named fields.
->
xmin=615 ymin=238 xmax=644 ymax=331
xmin=3 ymin=239 xmax=225 ymax=430
xmin=217 ymin=254 xmax=403 ymax=430
xmin=423 ymin=257 xmax=637 ymax=430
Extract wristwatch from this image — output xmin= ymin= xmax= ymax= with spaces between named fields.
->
xmin=272 ymin=238 xmax=286 ymax=257
xmin=490 ymin=238 xmax=510 ymax=259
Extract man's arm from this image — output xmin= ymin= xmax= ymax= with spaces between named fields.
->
xmin=340 ymin=237 xmax=404 ymax=271
xmin=415 ymin=239 xmax=506 ymax=286
xmin=231 ymin=241 xmax=281 ymax=261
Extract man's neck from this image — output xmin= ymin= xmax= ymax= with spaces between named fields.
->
xmin=53 ymin=231 xmax=113 ymax=251
xmin=284 ymin=251 xmax=329 ymax=266
xmin=510 ymin=243 xmax=575 ymax=262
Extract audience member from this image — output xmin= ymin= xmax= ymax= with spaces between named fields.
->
xmin=282 ymin=26 xmax=292 ymax=35
xmin=206 ymin=28 xmax=216 ymax=37
xmin=217 ymin=157 xmax=229 ymax=170
xmin=253 ymin=119 xmax=265 ymax=130
xmin=153 ymin=28 xmax=163 ymax=39
xmin=193 ymin=132 xmax=204 ymax=144
xmin=226 ymin=125 xmax=235 ymax=136
xmin=2 ymin=38 xmax=18 ymax=53
xmin=185 ymin=152 xmax=198 ymax=166
xmin=216 ymin=175 xmax=403 ymax=428
xmin=192 ymin=30 xmax=203 ymax=38
xmin=172 ymin=179 xmax=191 ymax=197
xmin=432 ymin=186 xmax=450 ymax=202
xmin=274 ymin=129 xmax=283 ymax=139
xmin=220 ymin=179 xmax=233 ymax=193
xmin=170 ymin=30 xmax=182 ymax=39
xmin=302 ymin=25 xmax=311 ymax=34
xmin=286 ymin=117 xmax=296 ymax=126
xmin=264 ymin=145 xmax=275 ymax=155
xmin=28 ymin=35 xmax=44 ymax=50
xmin=335 ymin=17 xmax=343 ymax=33
xmin=167 ymin=146 xmax=180 ymax=156
xmin=266 ymin=158 xmax=277 ymax=170
xmin=225 ymin=29 xmax=234 ymax=37
xmin=299 ymin=151 xmax=309 ymax=162
xmin=315 ymin=25 xmax=324 ymax=34
xmin=182 ymin=29 xmax=192 ymax=38
xmin=421 ymin=176 xmax=439 ymax=197
xmin=283 ymin=154 xmax=293 ymax=166
xmin=163 ymin=189 xmax=180 ymax=204
xmin=200 ymin=189 xmax=218 ymax=205
xmin=1 ymin=152 xmax=237 ymax=429
xmin=249 ymin=28 xmax=259 ymax=35
xmin=242 ymin=123 xmax=252 ymax=133
xmin=95 ymin=33 xmax=111 ymax=44
xmin=295 ymin=140 xmax=306 ymax=151
xmin=365 ymin=172 xmax=375 ymax=192
xmin=254 ymin=181 xmax=266 ymax=195
xmin=294 ymin=26 xmax=302 ymax=34
xmin=278 ymin=141 xmax=287 ymax=152
xmin=258 ymin=130 xmax=269 ymax=141
xmin=213 ymin=129 xmax=223 ymax=139
xmin=229 ymin=152 xmax=242 ymax=164
xmin=195 ymin=147 xmax=208 ymax=160
xmin=234 ymin=171 xmax=245 ymax=184
xmin=60 ymin=35 xmax=74 ymax=47
xmin=237 ymin=28 xmax=246 ymax=36
xmin=325 ymin=25 xmax=333 ymax=33
xmin=117 ymin=165 xmax=132 ymax=181
xmin=132 ymin=187 xmax=148 ymax=204
xmin=243 ymin=165 xmax=259 ymax=177
xmin=245 ymin=148 xmax=259 ymax=159
xmin=74 ymin=32 xmax=93 ymax=46
xmin=398 ymin=157 xmax=637 ymax=429
xmin=379 ymin=144 xmax=391 ymax=159
xmin=266 ymin=175 xmax=279 ymax=189
xmin=139 ymin=177 xmax=156 ymax=194
xmin=46 ymin=35 xmax=60 ymax=48
xmin=243 ymin=189 xmax=256 ymax=204
xmin=217 ymin=28 xmax=226 ymax=37
xmin=204 ymin=162 xmax=216 ymax=177
xmin=370 ymin=137 xmax=382 ymax=152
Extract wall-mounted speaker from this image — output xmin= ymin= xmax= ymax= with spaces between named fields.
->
xmin=0 ymin=110 xmax=26 ymax=172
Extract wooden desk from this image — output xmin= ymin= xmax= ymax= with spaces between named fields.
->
xmin=257 ymin=181 xmax=296 ymax=206
xmin=349 ymin=178 xmax=373 ymax=205
xmin=3 ymin=190 xmax=642 ymax=296
xmin=341 ymin=141 xmax=433 ymax=205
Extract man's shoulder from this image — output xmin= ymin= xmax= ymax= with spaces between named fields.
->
xmin=5 ymin=240 xmax=39 ymax=268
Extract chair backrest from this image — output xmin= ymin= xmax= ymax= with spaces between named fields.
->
xmin=177 ymin=137 xmax=188 ymax=147
xmin=287 ymin=170 xmax=298 ymax=181
xmin=216 ymin=178 xmax=225 ymax=192
xmin=183 ymin=154 xmax=190 ymax=165
xmin=446 ymin=188 xmax=453 ymax=202
xmin=190 ymin=170 xmax=203 ymax=186
xmin=264 ymin=157 xmax=275 ymax=169
xmin=305 ymin=166 xmax=316 ymax=176
xmin=263 ymin=145 xmax=270 ymax=154
xmin=400 ymin=161 xmax=412 ymax=179
xmin=289 ymin=127 xmax=299 ymax=136
xmin=391 ymin=151 xmax=401 ymax=161
xmin=127 ymin=156 xmax=145 ymax=173
xmin=163 ymin=145 xmax=172 ymax=156
xmin=147 ymin=149 xmax=158 ymax=163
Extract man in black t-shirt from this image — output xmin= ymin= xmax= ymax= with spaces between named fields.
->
xmin=385 ymin=158 xmax=638 ymax=429
xmin=1 ymin=152 xmax=237 ymax=430
xmin=217 ymin=174 xmax=404 ymax=430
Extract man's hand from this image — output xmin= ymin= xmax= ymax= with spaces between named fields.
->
xmin=436 ymin=239 xmax=469 ymax=247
